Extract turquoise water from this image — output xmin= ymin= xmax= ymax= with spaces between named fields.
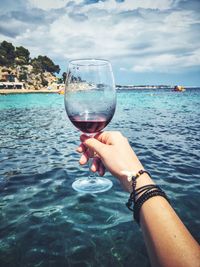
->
xmin=0 ymin=89 xmax=200 ymax=267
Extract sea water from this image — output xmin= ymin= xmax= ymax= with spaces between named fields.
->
xmin=0 ymin=89 xmax=200 ymax=267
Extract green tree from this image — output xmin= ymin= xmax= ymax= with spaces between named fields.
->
xmin=62 ymin=72 xmax=67 ymax=83
xmin=31 ymin=55 xmax=60 ymax=74
xmin=15 ymin=46 xmax=30 ymax=65
xmin=41 ymin=74 xmax=48 ymax=86
xmin=0 ymin=40 xmax=15 ymax=66
xmin=19 ymin=72 xmax=27 ymax=82
xmin=57 ymin=77 xmax=63 ymax=84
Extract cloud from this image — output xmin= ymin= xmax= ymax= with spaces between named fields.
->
xmin=0 ymin=0 xmax=26 ymax=15
xmin=78 ymin=0 xmax=175 ymax=13
xmin=0 ymin=0 xmax=200 ymax=78
xmin=131 ymin=49 xmax=200 ymax=73
xmin=27 ymin=0 xmax=67 ymax=10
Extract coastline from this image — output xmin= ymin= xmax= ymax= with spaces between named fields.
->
xmin=0 ymin=86 xmax=199 ymax=95
xmin=0 ymin=89 xmax=60 ymax=94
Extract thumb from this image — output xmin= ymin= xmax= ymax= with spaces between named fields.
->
xmin=84 ymin=138 xmax=106 ymax=157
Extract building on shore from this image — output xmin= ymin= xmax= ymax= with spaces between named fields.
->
xmin=0 ymin=82 xmax=25 ymax=89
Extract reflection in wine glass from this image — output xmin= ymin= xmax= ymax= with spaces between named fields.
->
xmin=64 ymin=59 xmax=116 ymax=193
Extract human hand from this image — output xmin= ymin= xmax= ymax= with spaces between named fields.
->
xmin=77 ymin=131 xmax=148 ymax=192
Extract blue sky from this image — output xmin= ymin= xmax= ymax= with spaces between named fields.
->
xmin=0 ymin=0 xmax=200 ymax=85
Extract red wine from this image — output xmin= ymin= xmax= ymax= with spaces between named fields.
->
xmin=69 ymin=114 xmax=111 ymax=133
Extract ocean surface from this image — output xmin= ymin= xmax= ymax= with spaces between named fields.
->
xmin=0 ymin=89 xmax=200 ymax=267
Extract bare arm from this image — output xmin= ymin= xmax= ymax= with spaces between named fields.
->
xmin=77 ymin=131 xmax=200 ymax=267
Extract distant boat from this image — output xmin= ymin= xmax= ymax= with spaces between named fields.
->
xmin=173 ymin=85 xmax=185 ymax=92
xmin=58 ymin=88 xmax=65 ymax=95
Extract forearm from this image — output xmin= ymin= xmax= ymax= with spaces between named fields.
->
xmin=139 ymin=189 xmax=200 ymax=267
xmin=120 ymin=162 xmax=200 ymax=267
xmin=80 ymin=132 xmax=200 ymax=267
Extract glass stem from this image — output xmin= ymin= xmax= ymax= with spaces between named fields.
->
xmin=88 ymin=158 xmax=96 ymax=181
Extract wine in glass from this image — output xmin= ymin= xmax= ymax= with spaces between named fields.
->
xmin=64 ymin=59 xmax=116 ymax=194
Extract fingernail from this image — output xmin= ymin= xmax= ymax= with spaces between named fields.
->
xmin=91 ymin=165 xmax=95 ymax=172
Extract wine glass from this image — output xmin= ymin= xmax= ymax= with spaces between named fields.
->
xmin=64 ymin=59 xmax=116 ymax=193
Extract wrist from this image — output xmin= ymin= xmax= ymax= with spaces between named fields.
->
xmin=125 ymin=168 xmax=170 ymax=225
xmin=119 ymin=166 xmax=155 ymax=193
xmin=135 ymin=173 xmax=155 ymax=190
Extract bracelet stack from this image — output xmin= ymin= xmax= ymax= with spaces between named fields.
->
xmin=126 ymin=170 xmax=170 ymax=224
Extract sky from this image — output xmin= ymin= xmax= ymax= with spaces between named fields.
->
xmin=0 ymin=0 xmax=200 ymax=86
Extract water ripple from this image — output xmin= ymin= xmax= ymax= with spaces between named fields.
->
xmin=0 ymin=90 xmax=200 ymax=267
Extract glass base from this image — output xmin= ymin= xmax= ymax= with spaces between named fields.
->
xmin=72 ymin=177 xmax=113 ymax=193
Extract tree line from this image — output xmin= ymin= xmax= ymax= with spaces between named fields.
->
xmin=0 ymin=40 xmax=60 ymax=75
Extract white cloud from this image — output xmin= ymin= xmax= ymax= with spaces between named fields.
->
xmin=0 ymin=0 xmax=200 ymax=77
xmin=28 ymin=0 xmax=67 ymax=10
xmin=131 ymin=51 xmax=200 ymax=73
xmin=80 ymin=0 xmax=174 ymax=13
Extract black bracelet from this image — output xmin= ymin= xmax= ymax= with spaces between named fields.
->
xmin=134 ymin=189 xmax=170 ymax=224
xmin=126 ymin=169 xmax=170 ymax=225
xmin=126 ymin=170 xmax=152 ymax=211
xmin=135 ymin=184 xmax=161 ymax=199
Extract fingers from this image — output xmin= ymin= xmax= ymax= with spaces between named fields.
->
xmin=91 ymin=158 xmax=106 ymax=176
xmin=98 ymin=161 xmax=105 ymax=176
xmin=76 ymin=143 xmax=86 ymax=153
xmin=80 ymin=131 xmax=125 ymax=147
xmin=80 ymin=134 xmax=90 ymax=143
xmin=78 ymin=145 xmax=99 ymax=164
xmin=81 ymin=137 xmax=107 ymax=157
xmin=77 ymin=143 xmax=88 ymax=165
xmin=79 ymin=151 xmax=89 ymax=165
xmin=91 ymin=157 xmax=100 ymax=172
xmin=80 ymin=132 xmax=109 ymax=144
xmin=79 ymin=151 xmax=106 ymax=176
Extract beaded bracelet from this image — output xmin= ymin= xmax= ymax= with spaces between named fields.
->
xmin=134 ymin=184 xmax=161 ymax=199
xmin=126 ymin=170 xmax=152 ymax=211
xmin=134 ymin=189 xmax=170 ymax=224
xmin=125 ymin=169 xmax=170 ymax=224
xmin=126 ymin=184 xmax=159 ymax=211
